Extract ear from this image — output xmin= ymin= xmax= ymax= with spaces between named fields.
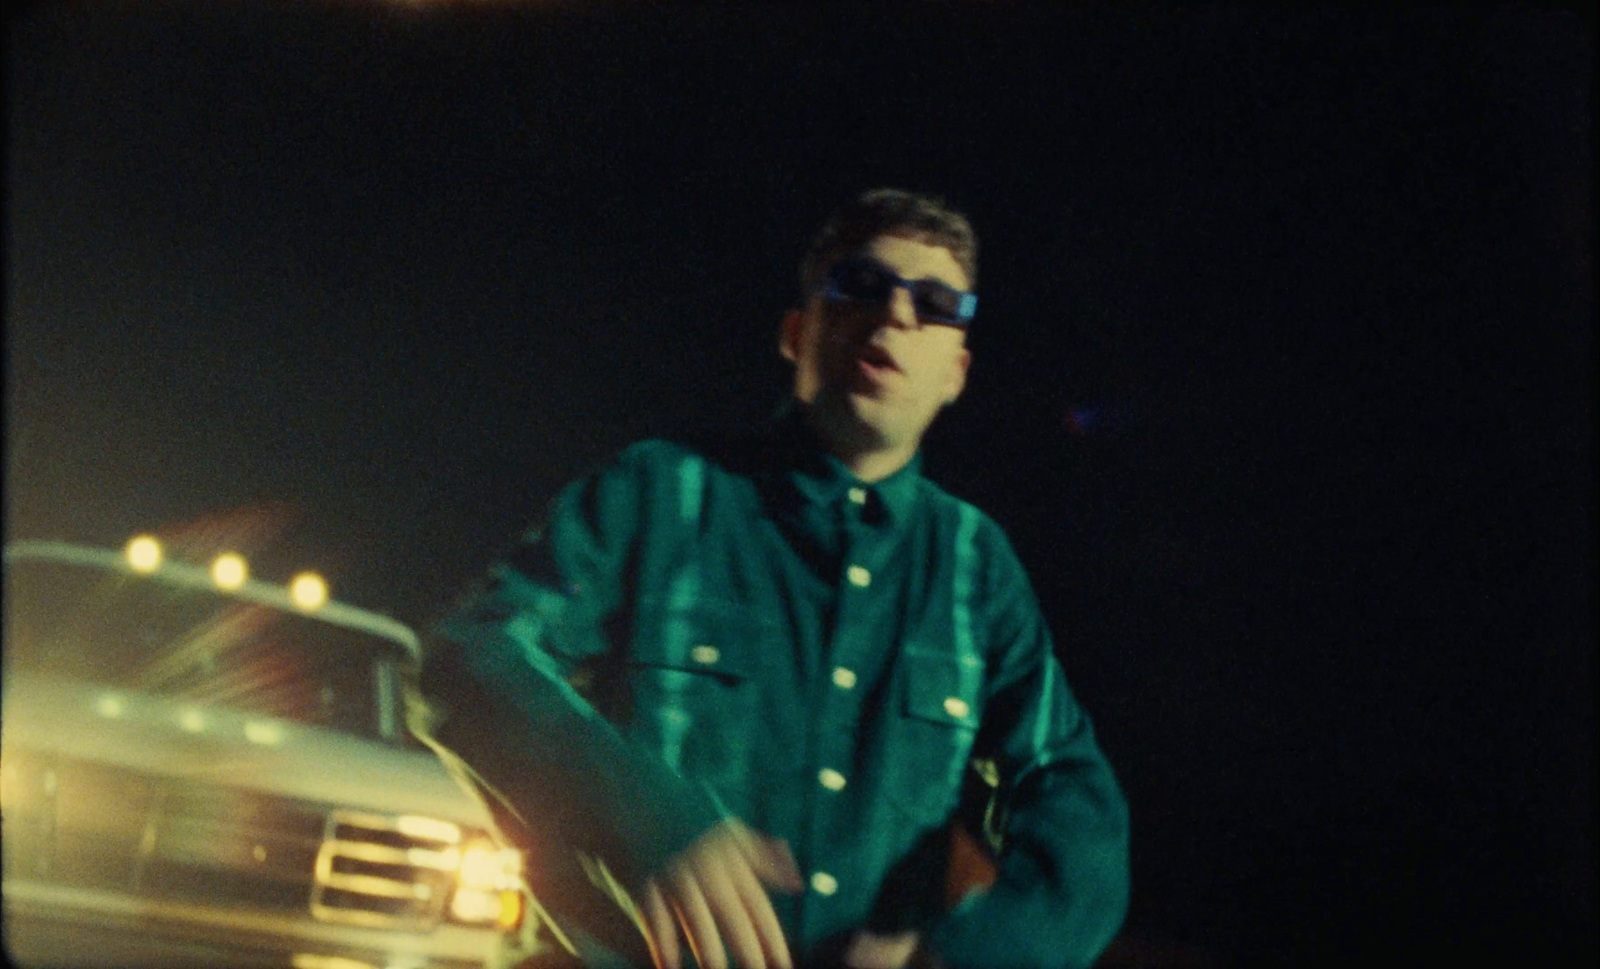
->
xmin=943 ymin=347 xmax=972 ymax=404
xmin=779 ymin=307 xmax=806 ymax=363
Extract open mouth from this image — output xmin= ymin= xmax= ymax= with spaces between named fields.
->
xmin=855 ymin=343 xmax=900 ymax=373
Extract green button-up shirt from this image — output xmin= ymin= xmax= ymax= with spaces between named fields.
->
xmin=419 ymin=407 xmax=1129 ymax=968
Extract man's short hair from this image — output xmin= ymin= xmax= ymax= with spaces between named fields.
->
xmin=800 ymin=188 xmax=979 ymax=295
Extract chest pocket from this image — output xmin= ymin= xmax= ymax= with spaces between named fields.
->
xmin=624 ymin=600 xmax=762 ymax=790
xmin=888 ymin=647 xmax=983 ymax=823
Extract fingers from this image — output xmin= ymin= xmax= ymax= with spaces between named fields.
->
xmin=708 ymin=823 xmax=795 ymax=967
xmin=642 ymin=879 xmax=681 ymax=969
xmin=643 ymin=821 xmax=799 ymax=969
xmin=722 ymin=842 xmax=793 ymax=969
xmin=843 ymin=930 xmax=923 ymax=969
xmin=692 ymin=850 xmax=772 ymax=969
xmin=729 ymin=825 xmax=803 ymax=893
xmin=669 ymin=860 xmax=732 ymax=969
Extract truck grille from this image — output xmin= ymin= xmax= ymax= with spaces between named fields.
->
xmin=4 ymin=754 xmax=467 ymax=932
xmin=310 ymin=809 xmax=461 ymax=929
xmin=137 ymin=776 xmax=329 ymax=913
xmin=6 ymin=756 xmax=327 ymax=912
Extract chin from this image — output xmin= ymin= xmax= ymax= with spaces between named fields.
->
xmin=841 ymin=393 xmax=894 ymax=430
xmin=816 ymin=387 xmax=930 ymax=453
xmin=847 ymin=402 xmax=925 ymax=454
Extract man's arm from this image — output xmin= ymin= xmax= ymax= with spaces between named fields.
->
xmin=414 ymin=446 xmax=724 ymax=881
xmin=410 ymin=443 xmax=799 ymax=969
xmin=919 ymin=532 xmax=1131 ymax=969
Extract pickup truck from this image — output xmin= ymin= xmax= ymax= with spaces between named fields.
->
xmin=2 ymin=538 xmax=560 ymax=969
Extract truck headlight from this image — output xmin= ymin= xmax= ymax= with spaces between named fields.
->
xmin=448 ymin=838 xmax=525 ymax=930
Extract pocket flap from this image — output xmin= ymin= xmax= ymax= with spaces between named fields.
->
xmin=901 ymin=649 xmax=981 ymax=729
xmin=630 ymin=600 xmax=759 ymax=681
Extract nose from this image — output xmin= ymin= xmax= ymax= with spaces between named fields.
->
xmin=882 ymin=283 xmax=919 ymax=330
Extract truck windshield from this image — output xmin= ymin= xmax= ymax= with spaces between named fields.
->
xmin=3 ymin=558 xmax=400 ymax=741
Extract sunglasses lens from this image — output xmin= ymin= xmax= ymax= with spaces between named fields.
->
xmin=829 ymin=260 xmax=894 ymax=302
xmin=911 ymin=283 xmax=964 ymax=323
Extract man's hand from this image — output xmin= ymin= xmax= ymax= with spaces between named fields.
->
xmin=844 ymin=931 xmax=944 ymax=969
xmin=641 ymin=818 xmax=804 ymax=969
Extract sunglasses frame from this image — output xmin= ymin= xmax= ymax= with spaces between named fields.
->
xmin=817 ymin=256 xmax=978 ymax=328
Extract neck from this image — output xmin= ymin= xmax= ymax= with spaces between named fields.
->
xmin=840 ymin=445 xmax=918 ymax=483
xmin=798 ymin=398 xmax=918 ymax=483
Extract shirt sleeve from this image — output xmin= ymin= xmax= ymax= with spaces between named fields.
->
xmin=409 ymin=443 xmax=726 ymax=887
xmin=922 ymin=526 xmax=1131 ymax=969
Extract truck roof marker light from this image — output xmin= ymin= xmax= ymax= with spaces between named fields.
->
xmin=125 ymin=535 xmax=162 ymax=572
xmin=211 ymin=552 xmax=248 ymax=590
xmin=290 ymin=572 xmax=329 ymax=611
xmin=179 ymin=709 xmax=207 ymax=733
xmin=95 ymin=694 xmax=126 ymax=718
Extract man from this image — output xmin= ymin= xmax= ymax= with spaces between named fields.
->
xmin=414 ymin=189 xmax=1129 ymax=968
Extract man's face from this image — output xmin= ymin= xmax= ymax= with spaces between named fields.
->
xmin=781 ymin=234 xmax=972 ymax=457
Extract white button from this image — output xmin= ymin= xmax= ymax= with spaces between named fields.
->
xmin=831 ymin=667 xmax=857 ymax=690
xmin=846 ymin=565 xmax=871 ymax=588
xmin=847 ymin=487 xmax=868 ymax=505
xmin=690 ymin=645 xmax=720 ymax=665
xmin=810 ymin=871 xmax=838 ymax=896
xmin=817 ymin=768 xmax=847 ymax=791
xmin=943 ymin=696 xmax=970 ymax=719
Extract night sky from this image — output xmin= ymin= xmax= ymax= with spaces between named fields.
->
xmin=6 ymin=1 xmax=1595 ymax=965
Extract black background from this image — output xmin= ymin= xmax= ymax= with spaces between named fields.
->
xmin=6 ymin=1 xmax=1594 ymax=964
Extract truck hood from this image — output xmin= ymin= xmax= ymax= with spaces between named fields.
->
xmin=2 ymin=673 xmax=494 ymax=827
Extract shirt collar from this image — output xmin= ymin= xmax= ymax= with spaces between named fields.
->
xmin=767 ymin=400 xmax=924 ymax=525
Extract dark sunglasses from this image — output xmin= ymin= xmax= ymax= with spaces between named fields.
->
xmin=817 ymin=257 xmax=978 ymax=328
